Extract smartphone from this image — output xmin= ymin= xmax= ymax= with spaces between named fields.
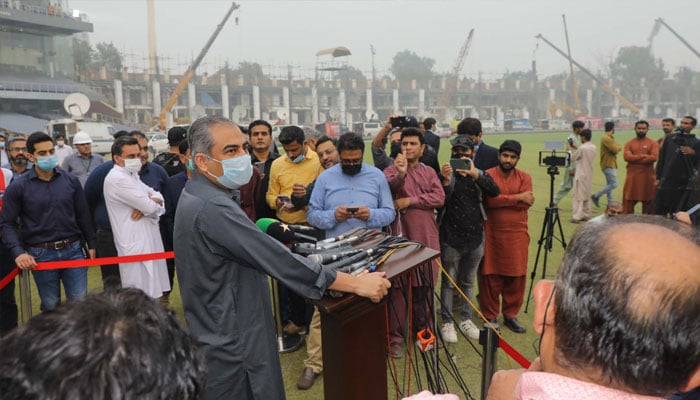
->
xmin=347 ymin=206 xmax=359 ymax=214
xmin=254 ymin=161 xmax=265 ymax=174
xmin=450 ymin=158 xmax=471 ymax=170
xmin=277 ymin=195 xmax=292 ymax=207
xmin=567 ymin=137 xmax=574 ymax=145
xmin=390 ymin=116 xmax=409 ymax=128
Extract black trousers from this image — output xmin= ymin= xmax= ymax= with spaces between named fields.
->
xmin=96 ymin=228 xmax=121 ymax=289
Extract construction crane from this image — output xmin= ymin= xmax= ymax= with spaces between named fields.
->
xmin=648 ymin=18 xmax=700 ymax=60
xmin=535 ymin=33 xmax=641 ymax=117
xmin=439 ymin=29 xmax=474 ymax=121
xmin=158 ymin=2 xmax=240 ymax=129
xmin=562 ymin=14 xmax=580 ymax=113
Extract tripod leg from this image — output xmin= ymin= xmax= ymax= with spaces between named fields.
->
xmin=525 ymin=208 xmax=551 ymax=313
xmin=554 ymin=208 xmax=567 ymax=248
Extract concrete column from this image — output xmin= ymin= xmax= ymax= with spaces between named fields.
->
xmin=366 ymin=88 xmax=373 ymax=118
xmin=221 ymin=84 xmax=230 ymax=119
xmin=283 ymin=87 xmax=290 ymax=121
xmin=418 ymin=89 xmax=425 ymax=117
xmin=393 ymin=89 xmax=399 ymax=115
xmin=187 ymin=82 xmax=196 ymax=111
xmin=311 ymin=86 xmax=319 ymax=123
xmin=253 ymin=86 xmax=261 ymax=120
xmin=152 ymin=81 xmax=161 ymax=117
xmin=114 ymin=79 xmax=124 ymax=114
xmin=586 ymin=89 xmax=593 ymax=116
xmin=339 ymin=89 xmax=347 ymax=125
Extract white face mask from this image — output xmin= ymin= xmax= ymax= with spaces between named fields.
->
xmin=124 ymin=158 xmax=142 ymax=174
xmin=56 ymin=140 xmax=65 ymax=147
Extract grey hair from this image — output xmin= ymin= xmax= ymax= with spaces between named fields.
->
xmin=187 ymin=116 xmax=236 ymax=158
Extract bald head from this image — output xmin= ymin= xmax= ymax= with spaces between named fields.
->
xmin=552 ymin=215 xmax=700 ymax=396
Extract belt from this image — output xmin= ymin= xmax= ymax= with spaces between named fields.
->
xmin=30 ymin=235 xmax=82 ymax=250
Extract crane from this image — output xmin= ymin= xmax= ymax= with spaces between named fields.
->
xmin=158 ymin=2 xmax=240 ymax=129
xmin=535 ymin=33 xmax=641 ymax=117
xmin=439 ymin=29 xmax=474 ymax=121
xmin=562 ymin=14 xmax=580 ymax=113
xmin=648 ymin=18 xmax=700 ymax=60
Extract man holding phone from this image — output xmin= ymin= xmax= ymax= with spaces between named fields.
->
xmin=438 ymin=135 xmax=499 ymax=343
xmin=303 ymin=133 xmax=395 ymax=389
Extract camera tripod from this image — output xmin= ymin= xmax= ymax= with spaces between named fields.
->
xmin=525 ymin=164 xmax=567 ymax=313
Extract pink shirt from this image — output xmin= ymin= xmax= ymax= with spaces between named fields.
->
xmin=515 ymin=372 xmax=665 ymax=400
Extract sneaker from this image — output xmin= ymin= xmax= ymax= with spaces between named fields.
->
xmin=591 ymin=194 xmax=600 ymax=208
xmin=459 ymin=319 xmax=480 ymax=340
xmin=389 ymin=343 xmax=402 ymax=359
xmin=440 ymin=322 xmax=458 ymax=343
xmin=283 ymin=322 xmax=307 ymax=335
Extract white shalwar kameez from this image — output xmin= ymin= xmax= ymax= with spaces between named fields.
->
xmin=104 ymin=164 xmax=170 ymax=298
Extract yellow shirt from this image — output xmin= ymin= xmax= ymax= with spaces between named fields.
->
xmin=266 ymin=148 xmax=323 ymax=224
xmin=599 ymin=131 xmax=621 ymax=170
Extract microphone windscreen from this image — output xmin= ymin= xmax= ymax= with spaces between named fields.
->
xmin=262 ymin=221 xmax=296 ymax=245
xmin=256 ymin=217 xmax=280 ymax=233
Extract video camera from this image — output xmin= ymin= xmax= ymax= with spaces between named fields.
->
xmin=539 ymin=150 xmax=570 ymax=168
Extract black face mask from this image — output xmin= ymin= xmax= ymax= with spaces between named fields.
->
xmin=390 ymin=142 xmax=402 ymax=158
xmin=341 ymin=164 xmax=362 ymax=176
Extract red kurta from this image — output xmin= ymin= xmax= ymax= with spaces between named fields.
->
xmin=384 ymin=162 xmax=444 ymax=286
xmin=623 ymin=137 xmax=659 ymax=202
xmin=482 ymin=167 xmax=532 ymax=277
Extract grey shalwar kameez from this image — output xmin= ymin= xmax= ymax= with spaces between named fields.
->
xmin=174 ymin=172 xmax=337 ymax=400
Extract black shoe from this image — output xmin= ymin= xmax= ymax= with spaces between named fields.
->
xmin=503 ymin=317 xmax=527 ymax=334
xmin=296 ymin=367 xmax=320 ymax=390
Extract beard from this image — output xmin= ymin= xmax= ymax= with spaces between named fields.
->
xmin=10 ymin=155 xmax=27 ymax=166
xmin=499 ymin=162 xmax=514 ymax=172
xmin=636 ymin=132 xmax=647 ymax=139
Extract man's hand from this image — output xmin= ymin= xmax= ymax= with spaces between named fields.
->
xmin=394 ymin=152 xmax=408 ymax=177
xmin=131 ymin=209 xmax=144 ymax=221
xmin=352 ymin=206 xmax=370 ymax=221
xmin=354 ymin=271 xmax=391 ymax=303
xmin=486 ymin=358 xmax=542 ymax=400
xmin=148 ymin=192 xmax=163 ymax=206
xmin=680 ymin=145 xmax=696 ymax=156
xmin=334 ymin=206 xmax=350 ymax=222
xmin=441 ymin=163 xmax=453 ymax=184
xmin=88 ymin=249 xmax=96 ymax=259
xmin=292 ymin=183 xmax=307 ymax=199
xmin=15 ymin=253 xmax=36 ymax=270
xmin=517 ymin=191 xmax=535 ymax=206
xmin=393 ymin=197 xmax=410 ymax=212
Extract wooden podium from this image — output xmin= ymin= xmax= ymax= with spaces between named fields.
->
xmin=314 ymin=243 xmax=439 ymax=400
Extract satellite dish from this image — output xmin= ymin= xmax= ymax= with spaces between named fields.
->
xmin=329 ymin=106 xmax=340 ymax=120
xmin=277 ymin=108 xmax=289 ymax=121
xmin=555 ymin=109 xmax=564 ymax=118
xmin=653 ymin=106 xmax=662 ymax=115
xmin=190 ymin=105 xmax=206 ymax=121
xmin=63 ymin=93 xmax=91 ymax=120
xmin=445 ymin=108 xmax=457 ymax=121
xmin=365 ymin=109 xmax=377 ymax=121
xmin=620 ymin=108 xmax=630 ymax=117
xmin=232 ymin=106 xmax=247 ymax=122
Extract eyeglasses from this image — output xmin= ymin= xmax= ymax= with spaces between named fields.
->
xmin=340 ymin=158 xmax=362 ymax=166
xmin=317 ymin=149 xmax=336 ymax=157
xmin=9 ymin=147 xmax=27 ymax=152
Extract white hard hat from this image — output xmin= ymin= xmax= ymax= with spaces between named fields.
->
xmin=73 ymin=131 xmax=92 ymax=144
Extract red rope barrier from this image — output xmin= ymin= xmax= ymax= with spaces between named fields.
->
xmin=0 ymin=251 xmax=174 ymax=291
xmin=499 ymin=337 xmax=532 ymax=369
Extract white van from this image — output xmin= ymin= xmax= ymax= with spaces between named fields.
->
xmin=46 ymin=119 xmax=115 ymax=155
xmin=353 ymin=122 xmax=382 ymax=138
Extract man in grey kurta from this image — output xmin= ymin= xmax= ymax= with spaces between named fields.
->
xmin=174 ymin=116 xmax=390 ymax=400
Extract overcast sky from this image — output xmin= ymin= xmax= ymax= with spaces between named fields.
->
xmin=67 ymin=0 xmax=699 ymax=80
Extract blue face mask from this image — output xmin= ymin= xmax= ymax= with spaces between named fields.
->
xmin=187 ymin=158 xmax=194 ymax=171
xmin=289 ymin=146 xmax=306 ymax=163
xmin=473 ymin=144 xmax=480 ymax=152
xmin=0 ymin=142 xmax=5 ymax=149
xmin=207 ymin=154 xmax=252 ymax=189
xmin=36 ymin=155 xmax=58 ymax=172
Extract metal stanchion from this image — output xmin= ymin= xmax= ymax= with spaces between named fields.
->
xmin=479 ymin=325 xmax=499 ymax=400
xmin=18 ymin=269 xmax=32 ymax=323
xmin=270 ymin=278 xmax=303 ymax=353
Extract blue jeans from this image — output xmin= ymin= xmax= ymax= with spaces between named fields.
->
xmin=440 ymin=237 xmax=484 ymax=323
xmin=29 ymin=240 xmax=87 ymax=311
xmin=594 ymin=168 xmax=617 ymax=204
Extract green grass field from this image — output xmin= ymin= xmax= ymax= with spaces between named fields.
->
xmin=13 ymin=128 xmax=656 ymax=399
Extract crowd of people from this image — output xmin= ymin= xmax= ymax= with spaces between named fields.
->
xmin=0 ymin=114 xmax=697 ymax=399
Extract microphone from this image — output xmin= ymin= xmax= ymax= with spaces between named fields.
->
xmin=316 ymin=227 xmax=365 ymax=246
xmin=316 ymin=235 xmax=362 ymax=251
xmin=255 ymin=218 xmax=317 ymax=244
xmin=289 ymin=224 xmax=317 ymax=233
xmin=307 ymin=248 xmax=364 ymax=264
